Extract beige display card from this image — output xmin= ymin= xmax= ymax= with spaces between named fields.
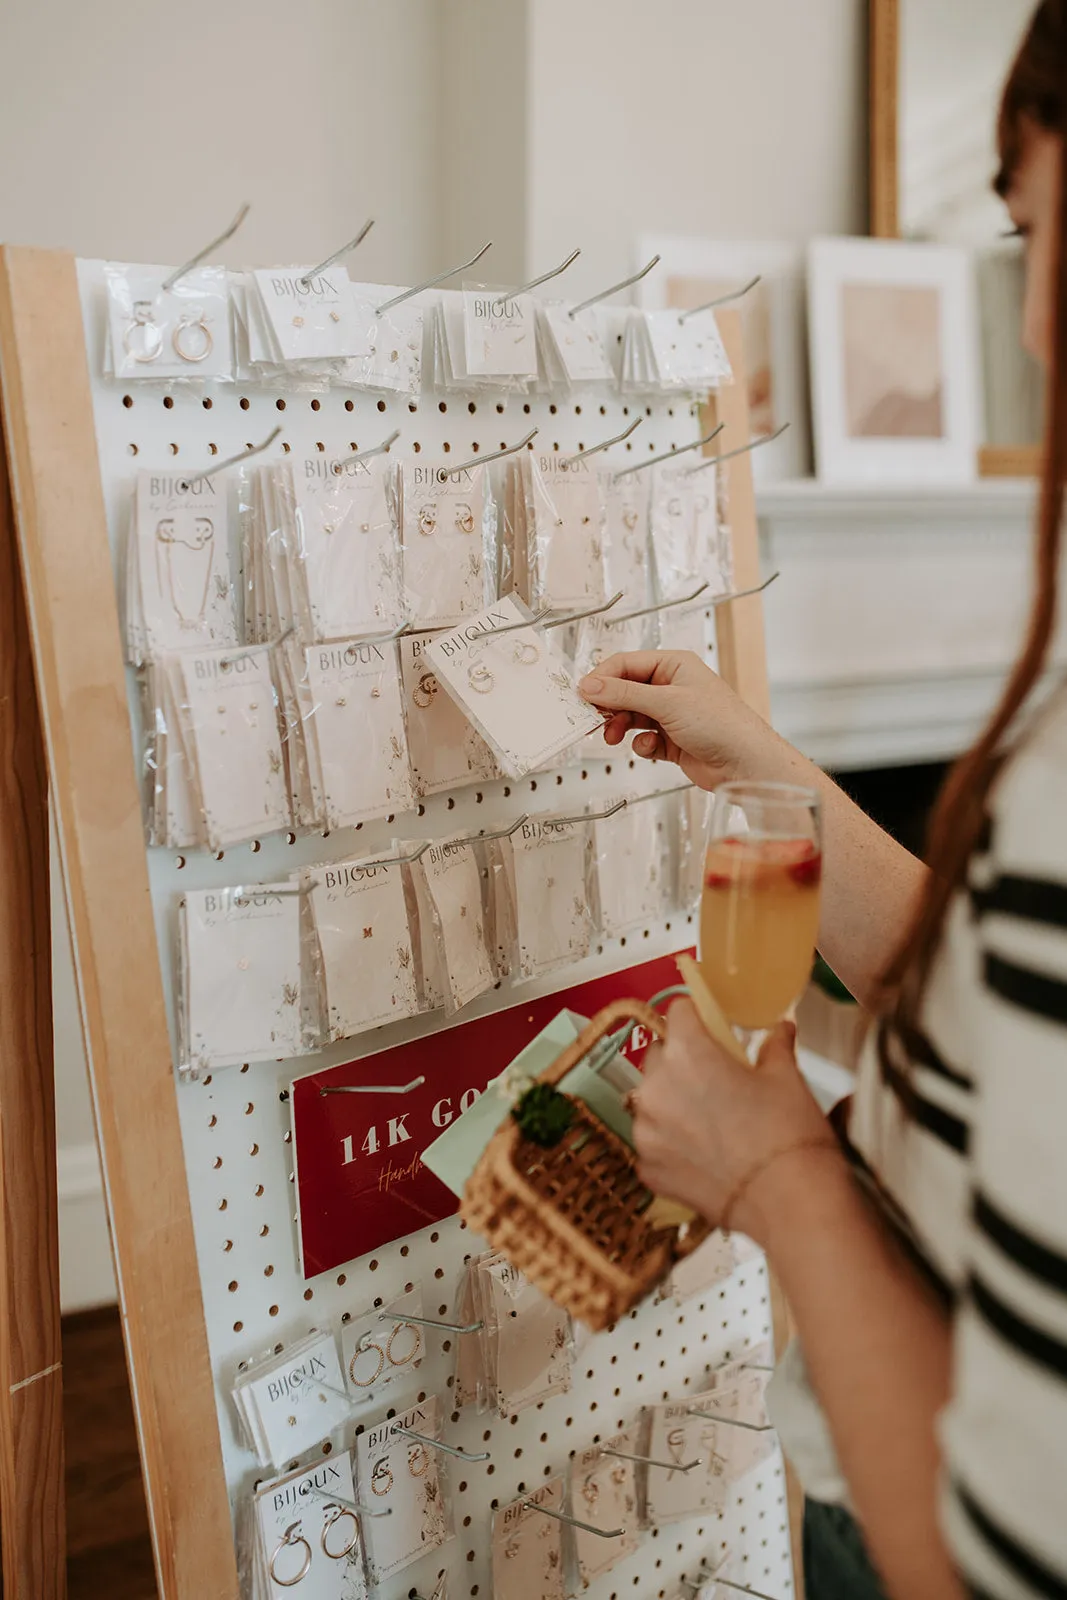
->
xmin=572 ymin=1426 xmax=641 ymax=1583
xmin=491 ymin=1480 xmax=566 ymax=1600
xmin=356 ymin=1397 xmax=451 ymax=1585
xmin=644 ymin=1399 xmax=730 ymax=1526
xmin=425 ymin=596 xmax=603 ymax=779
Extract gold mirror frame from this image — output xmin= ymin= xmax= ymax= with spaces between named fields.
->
xmin=868 ymin=0 xmax=1041 ymax=476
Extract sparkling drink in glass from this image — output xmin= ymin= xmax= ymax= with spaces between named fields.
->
xmin=699 ymin=781 xmax=822 ymax=1034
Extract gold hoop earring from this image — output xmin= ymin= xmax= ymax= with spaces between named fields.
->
xmin=513 ymin=640 xmax=540 ymax=666
xmin=349 ymin=1341 xmax=385 ymax=1389
xmin=269 ymin=1524 xmax=313 ymax=1587
xmin=172 ymin=313 xmax=213 ymax=363
xmin=407 ymin=1443 xmax=430 ymax=1478
xmin=468 ymin=662 xmax=494 ymax=695
xmin=417 ymin=504 xmax=437 ymax=537
xmin=371 ymin=1457 xmax=394 ymax=1496
xmin=454 ymin=502 xmax=475 ymax=535
xmin=123 ymin=300 xmax=163 ymax=363
xmin=385 ymin=1322 xmax=421 ymax=1368
xmin=321 ymin=1505 xmax=360 ymax=1560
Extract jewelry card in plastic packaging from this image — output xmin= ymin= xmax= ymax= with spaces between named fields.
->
xmin=399 ymin=633 xmax=497 ymax=797
xmin=643 ymin=1399 xmax=729 ymax=1525
xmin=355 ymin=1397 xmax=452 ymax=1585
xmin=676 ymin=785 xmax=715 ymax=916
xmin=292 ymin=455 xmax=404 ymax=642
xmin=252 ymin=1451 xmax=369 ymax=1600
xmin=424 ymin=596 xmax=603 ymax=780
xmin=301 ymin=641 xmax=414 ymax=829
xmin=343 ymin=284 xmax=425 ymax=396
xmin=340 ymin=1286 xmax=424 ymax=1409
xmin=173 ymin=644 xmax=290 ymax=849
xmin=126 ymin=471 xmax=238 ymax=662
xmin=104 ymin=262 xmax=234 ymax=381
xmin=474 ymin=1254 xmax=573 ymax=1417
xmin=461 ymin=288 xmax=539 ymax=381
xmin=594 ymin=793 xmax=668 ymax=936
xmin=667 ymin=1227 xmax=739 ymax=1304
xmin=401 ymin=460 xmax=497 ymax=628
xmin=506 ymin=816 xmax=593 ymax=979
xmin=522 ymin=451 xmax=606 ymax=612
xmin=601 ymin=468 xmax=653 ymax=609
xmin=178 ymin=884 xmax=303 ymax=1077
xmin=233 ymin=1330 xmax=351 ymax=1470
xmin=640 ymin=308 xmax=733 ymax=394
xmin=687 ymin=1363 xmax=776 ymax=1482
xmin=536 ymin=303 xmax=614 ymax=387
xmin=409 ymin=854 xmax=448 ymax=1012
xmin=411 ymin=839 xmax=495 ymax=1015
xmin=306 ymin=858 xmax=419 ymax=1043
xmin=491 ymin=1480 xmax=566 ymax=1600
xmin=252 ymin=267 xmax=372 ymax=364
xmin=649 ymin=463 xmax=728 ymax=603
xmin=571 ymin=1427 xmax=642 ymax=1582
xmin=571 ymin=608 xmax=648 ymax=681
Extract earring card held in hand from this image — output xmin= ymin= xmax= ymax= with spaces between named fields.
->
xmin=179 ymin=884 xmax=303 ymax=1077
xmin=356 ymin=1396 xmax=452 ymax=1585
xmin=491 ymin=1480 xmax=566 ymax=1600
xmin=307 ymin=858 xmax=419 ymax=1043
xmin=252 ymin=1451 xmax=368 ymax=1600
xmin=401 ymin=459 xmax=496 ymax=628
xmin=424 ymin=595 xmax=603 ymax=779
xmin=399 ymin=632 xmax=497 ymax=797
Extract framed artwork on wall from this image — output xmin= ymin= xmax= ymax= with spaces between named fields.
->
xmin=636 ymin=236 xmax=810 ymax=483
xmin=807 ymin=236 xmax=979 ymax=485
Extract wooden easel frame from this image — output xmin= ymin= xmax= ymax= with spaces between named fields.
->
xmin=0 ymin=248 xmax=781 ymax=1597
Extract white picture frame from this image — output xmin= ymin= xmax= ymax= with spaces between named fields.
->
xmin=635 ymin=236 xmax=810 ymax=484
xmin=807 ymin=236 xmax=980 ymax=486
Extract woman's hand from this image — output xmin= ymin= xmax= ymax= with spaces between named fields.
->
xmin=631 ymin=1000 xmax=843 ymax=1247
xmin=578 ymin=649 xmax=790 ymax=792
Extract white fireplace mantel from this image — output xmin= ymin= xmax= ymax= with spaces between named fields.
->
xmin=756 ymin=479 xmax=1065 ymax=771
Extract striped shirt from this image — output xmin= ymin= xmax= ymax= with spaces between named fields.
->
xmin=843 ymin=689 xmax=1067 ymax=1598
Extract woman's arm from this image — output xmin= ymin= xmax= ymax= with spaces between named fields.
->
xmin=579 ymin=651 xmax=926 ymax=1008
xmin=632 ymin=1004 xmax=963 ymax=1600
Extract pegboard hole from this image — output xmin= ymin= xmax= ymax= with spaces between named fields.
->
xmin=222 ymin=1239 xmax=233 ymax=1252
xmin=228 ymin=1280 xmax=238 ymax=1293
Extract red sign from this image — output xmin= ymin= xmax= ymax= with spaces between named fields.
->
xmin=292 ymin=952 xmax=692 ymax=1278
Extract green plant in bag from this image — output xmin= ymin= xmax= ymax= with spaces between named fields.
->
xmin=513 ymin=1082 xmax=576 ymax=1149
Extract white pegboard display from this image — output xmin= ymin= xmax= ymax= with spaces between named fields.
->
xmin=76 ymin=259 xmax=794 ymax=1600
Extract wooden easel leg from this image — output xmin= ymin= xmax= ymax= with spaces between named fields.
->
xmin=0 ymin=417 xmax=66 ymax=1596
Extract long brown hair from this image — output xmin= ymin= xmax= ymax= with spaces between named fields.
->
xmin=880 ymin=0 xmax=1067 ymax=1062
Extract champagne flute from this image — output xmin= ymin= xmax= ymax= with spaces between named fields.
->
xmin=699 ymin=781 xmax=822 ymax=1050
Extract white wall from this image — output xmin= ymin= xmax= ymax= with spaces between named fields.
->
xmin=524 ymin=0 xmax=867 ymax=299
xmin=0 ymin=0 xmax=868 ymax=1310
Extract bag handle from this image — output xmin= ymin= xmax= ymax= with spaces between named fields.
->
xmin=537 ymin=999 xmax=665 ymax=1091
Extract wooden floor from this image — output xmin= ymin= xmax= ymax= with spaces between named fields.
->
xmin=60 ymin=1305 xmax=155 ymax=1599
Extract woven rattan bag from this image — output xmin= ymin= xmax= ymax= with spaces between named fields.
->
xmin=461 ymin=998 xmax=711 ymax=1331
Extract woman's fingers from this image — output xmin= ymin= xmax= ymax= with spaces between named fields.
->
xmin=579 ymin=672 xmax=672 ymax=720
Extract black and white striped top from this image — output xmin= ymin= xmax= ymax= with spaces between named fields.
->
xmin=846 ymin=690 xmax=1067 ymax=1599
